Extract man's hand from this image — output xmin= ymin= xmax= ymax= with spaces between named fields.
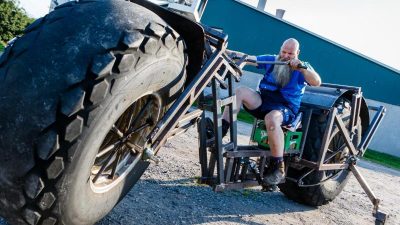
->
xmin=288 ymin=58 xmax=305 ymax=70
xmin=290 ymin=59 xmax=321 ymax=86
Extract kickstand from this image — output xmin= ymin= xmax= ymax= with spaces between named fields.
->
xmin=349 ymin=163 xmax=389 ymax=224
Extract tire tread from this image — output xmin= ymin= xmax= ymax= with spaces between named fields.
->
xmin=0 ymin=1 xmax=186 ymax=223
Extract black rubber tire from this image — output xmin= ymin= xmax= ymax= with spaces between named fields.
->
xmin=0 ymin=1 xmax=186 ymax=224
xmin=279 ymin=100 xmax=361 ymax=206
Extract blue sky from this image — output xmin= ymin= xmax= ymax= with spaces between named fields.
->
xmin=18 ymin=0 xmax=400 ymax=71
xmin=18 ymin=0 xmax=50 ymax=18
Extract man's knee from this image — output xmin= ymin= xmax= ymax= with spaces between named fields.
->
xmin=236 ymin=86 xmax=261 ymax=109
xmin=235 ymin=86 xmax=249 ymax=97
xmin=264 ymin=111 xmax=283 ymax=131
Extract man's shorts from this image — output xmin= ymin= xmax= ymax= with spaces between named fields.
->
xmin=243 ymin=90 xmax=296 ymax=126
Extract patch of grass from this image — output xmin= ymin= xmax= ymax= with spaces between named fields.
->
xmin=0 ymin=42 xmax=4 ymax=52
xmin=241 ymin=189 xmax=251 ymax=197
xmin=363 ymin=149 xmax=400 ymax=171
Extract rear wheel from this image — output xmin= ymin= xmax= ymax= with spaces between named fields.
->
xmin=279 ymin=99 xmax=361 ymax=206
xmin=0 ymin=1 xmax=186 ymax=224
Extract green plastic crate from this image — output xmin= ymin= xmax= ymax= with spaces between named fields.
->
xmin=252 ymin=121 xmax=303 ymax=152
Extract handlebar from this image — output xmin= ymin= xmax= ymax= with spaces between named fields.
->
xmin=256 ymin=60 xmax=308 ymax=69
xmin=227 ymin=49 xmax=308 ymax=69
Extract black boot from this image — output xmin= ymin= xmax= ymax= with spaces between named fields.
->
xmin=263 ymin=160 xmax=285 ymax=186
xmin=261 ymin=184 xmax=278 ymax=192
xmin=221 ymin=119 xmax=230 ymax=137
xmin=204 ymin=118 xmax=230 ymax=139
xmin=205 ymin=117 xmax=215 ymax=140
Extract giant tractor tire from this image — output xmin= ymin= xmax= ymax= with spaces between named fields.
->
xmin=279 ymin=98 xmax=362 ymax=206
xmin=0 ymin=1 xmax=187 ymax=224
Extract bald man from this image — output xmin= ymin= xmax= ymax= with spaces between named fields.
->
xmin=214 ymin=38 xmax=321 ymax=187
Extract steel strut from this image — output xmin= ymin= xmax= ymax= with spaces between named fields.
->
xmin=141 ymin=25 xmax=242 ymax=163
xmin=350 ymin=106 xmax=388 ymax=224
xmin=332 ymin=97 xmax=388 ymax=224
xmin=349 ymin=162 xmax=388 ymax=224
xmin=333 ymin=101 xmax=389 ymax=224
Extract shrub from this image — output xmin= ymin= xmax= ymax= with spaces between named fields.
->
xmin=0 ymin=0 xmax=35 ymax=43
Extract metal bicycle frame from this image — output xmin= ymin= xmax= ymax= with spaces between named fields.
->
xmin=140 ymin=26 xmax=388 ymax=224
xmin=143 ymin=25 xmax=242 ymax=156
xmin=291 ymin=84 xmax=386 ymax=173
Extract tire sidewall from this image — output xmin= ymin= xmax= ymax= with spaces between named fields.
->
xmin=60 ymin=56 xmax=184 ymax=224
xmin=312 ymin=118 xmax=361 ymax=197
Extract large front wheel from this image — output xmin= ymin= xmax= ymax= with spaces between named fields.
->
xmin=0 ymin=1 xmax=186 ymax=224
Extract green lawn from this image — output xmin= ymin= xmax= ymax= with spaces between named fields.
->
xmin=363 ymin=149 xmax=400 ymax=170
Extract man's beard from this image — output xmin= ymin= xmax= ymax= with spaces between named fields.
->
xmin=272 ymin=56 xmax=292 ymax=87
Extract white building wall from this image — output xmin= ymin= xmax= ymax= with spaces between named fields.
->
xmin=49 ymin=0 xmax=74 ymax=11
xmin=366 ymin=100 xmax=400 ymax=157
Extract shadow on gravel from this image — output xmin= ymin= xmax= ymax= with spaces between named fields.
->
xmin=97 ymin=178 xmax=315 ymax=225
xmin=0 ymin=180 xmax=315 ymax=225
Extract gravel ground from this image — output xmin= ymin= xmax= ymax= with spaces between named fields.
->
xmin=96 ymin=121 xmax=400 ymax=225
xmin=1 ymin=121 xmax=399 ymax=225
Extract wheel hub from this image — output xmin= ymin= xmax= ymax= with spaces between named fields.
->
xmin=89 ymin=95 xmax=161 ymax=193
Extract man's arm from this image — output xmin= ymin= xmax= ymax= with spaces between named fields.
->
xmin=289 ymin=59 xmax=321 ymax=86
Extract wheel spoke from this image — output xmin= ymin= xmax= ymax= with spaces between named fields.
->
xmin=125 ymin=102 xmax=137 ymax=133
xmin=324 ymin=149 xmax=342 ymax=163
xmin=126 ymin=121 xmax=152 ymax=137
xmin=126 ymin=141 xmax=139 ymax=154
xmin=93 ymin=148 xmax=118 ymax=183
xmin=111 ymin=124 xmax=124 ymax=138
xmin=109 ymin=151 xmax=122 ymax=179
xmin=96 ymin=140 xmax=122 ymax=158
xmin=337 ymin=142 xmax=347 ymax=153
xmin=127 ymin=97 xmax=152 ymax=132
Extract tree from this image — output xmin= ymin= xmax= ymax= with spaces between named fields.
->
xmin=0 ymin=0 xmax=35 ymax=43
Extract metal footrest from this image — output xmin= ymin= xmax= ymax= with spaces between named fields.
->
xmin=225 ymin=148 xmax=270 ymax=158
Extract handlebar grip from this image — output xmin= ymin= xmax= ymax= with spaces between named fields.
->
xmin=297 ymin=64 xmax=308 ymax=69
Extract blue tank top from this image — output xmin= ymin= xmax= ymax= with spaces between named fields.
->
xmin=256 ymin=55 xmax=311 ymax=113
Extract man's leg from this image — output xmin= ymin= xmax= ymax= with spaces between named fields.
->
xmin=222 ymin=86 xmax=262 ymax=122
xmin=205 ymin=86 xmax=261 ymax=139
xmin=264 ymin=110 xmax=284 ymax=157
xmin=263 ymin=110 xmax=286 ymax=185
xmin=217 ymin=86 xmax=262 ymax=137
